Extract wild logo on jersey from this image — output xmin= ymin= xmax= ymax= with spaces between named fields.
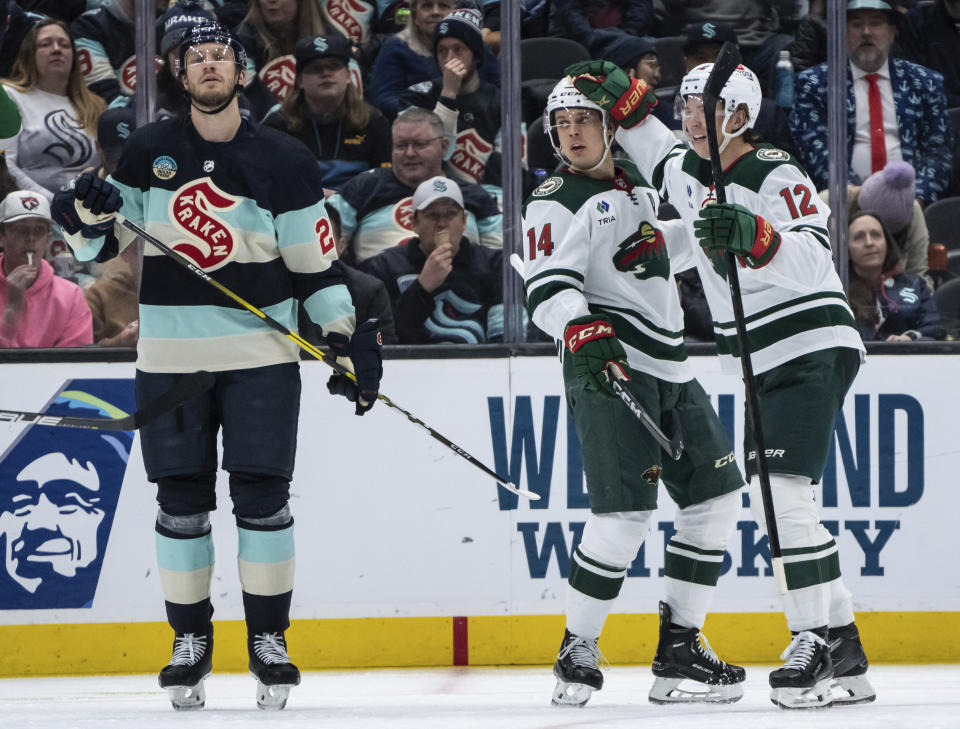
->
xmin=169 ymin=178 xmax=242 ymax=271
xmin=261 ymin=55 xmax=297 ymax=101
xmin=613 ymin=221 xmax=669 ymax=280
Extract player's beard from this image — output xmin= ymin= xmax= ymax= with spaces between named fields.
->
xmin=188 ymin=73 xmax=238 ymax=111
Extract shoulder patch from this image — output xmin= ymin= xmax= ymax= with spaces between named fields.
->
xmin=532 ymin=176 xmax=563 ymax=197
xmin=756 ymin=148 xmax=791 ymax=162
xmin=152 ymin=155 xmax=177 ymax=180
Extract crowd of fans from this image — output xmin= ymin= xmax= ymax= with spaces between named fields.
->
xmin=0 ymin=0 xmax=958 ymax=348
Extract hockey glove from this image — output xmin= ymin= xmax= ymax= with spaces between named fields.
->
xmin=564 ymin=315 xmax=629 ymax=396
xmin=694 ymin=203 xmax=782 ymax=268
xmin=325 ymin=319 xmax=383 ymax=415
xmin=565 ymin=60 xmax=656 ymax=129
xmin=51 ymin=172 xmax=123 ymax=238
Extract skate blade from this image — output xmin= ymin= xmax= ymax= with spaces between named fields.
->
xmin=831 ymin=674 xmax=877 ymax=705
xmin=551 ymin=679 xmax=595 ymax=707
xmin=649 ymin=677 xmax=744 ymax=705
xmin=254 ymin=678 xmax=295 ymax=711
xmin=771 ymin=677 xmax=833 ymax=709
xmin=165 ymin=680 xmax=207 ymax=711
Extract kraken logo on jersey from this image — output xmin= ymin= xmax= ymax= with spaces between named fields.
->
xmin=450 ymin=129 xmax=494 ymax=185
xmin=393 ymin=197 xmax=415 ymax=232
xmin=613 ymin=221 xmax=669 ymax=280
xmin=260 ymin=55 xmax=297 ymax=101
xmin=322 ymin=0 xmax=374 ymax=44
xmin=169 ymin=178 xmax=242 ymax=271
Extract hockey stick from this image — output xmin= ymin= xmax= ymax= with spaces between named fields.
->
xmin=116 ymin=216 xmax=538 ymax=501
xmin=510 ymin=253 xmax=682 ymax=460
xmin=0 ymin=370 xmax=215 ymax=431
xmin=703 ymin=42 xmax=787 ymax=594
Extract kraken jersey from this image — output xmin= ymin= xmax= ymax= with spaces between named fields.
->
xmin=521 ymin=162 xmax=694 ymax=383
xmin=617 ymin=116 xmax=865 ymax=375
xmin=64 ymin=117 xmax=355 ymax=374
xmin=327 ymin=166 xmax=503 ymax=263
xmin=71 ymin=2 xmax=141 ymax=103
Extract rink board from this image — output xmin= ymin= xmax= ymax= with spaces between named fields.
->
xmin=0 ymin=354 xmax=957 ymax=675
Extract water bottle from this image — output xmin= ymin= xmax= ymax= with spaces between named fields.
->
xmin=775 ymin=50 xmax=795 ymax=109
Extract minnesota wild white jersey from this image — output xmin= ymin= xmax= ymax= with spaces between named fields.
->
xmin=617 ymin=116 xmax=865 ymax=374
xmin=521 ymin=162 xmax=694 ymax=383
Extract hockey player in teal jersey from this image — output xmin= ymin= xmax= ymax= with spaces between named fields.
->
xmin=567 ymin=58 xmax=875 ymax=709
xmin=522 ymin=78 xmax=746 ymax=708
xmin=51 ymin=23 xmax=383 ymax=712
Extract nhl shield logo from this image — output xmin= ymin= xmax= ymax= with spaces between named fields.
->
xmin=168 ymin=178 xmax=242 ymax=271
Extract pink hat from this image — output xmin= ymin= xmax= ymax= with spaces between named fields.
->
xmin=858 ymin=161 xmax=916 ymax=234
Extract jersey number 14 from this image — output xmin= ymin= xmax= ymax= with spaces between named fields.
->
xmin=526 ymin=223 xmax=554 ymax=259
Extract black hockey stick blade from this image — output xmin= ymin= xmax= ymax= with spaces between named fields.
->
xmin=702 ymin=41 xmax=743 ymax=205
xmin=0 ymin=370 xmax=215 ymax=431
xmin=608 ymin=366 xmax=684 ymax=460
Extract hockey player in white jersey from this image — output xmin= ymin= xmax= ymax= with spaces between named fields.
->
xmin=522 ymin=78 xmax=747 ymax=708
xmin=566 ymin=59 xmax=875 ymax=709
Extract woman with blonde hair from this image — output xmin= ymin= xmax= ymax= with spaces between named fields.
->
xmin=264 ymin=34 xmax=390 ymax=193
xmin=1 ymin=19 xmax=104 ymax=201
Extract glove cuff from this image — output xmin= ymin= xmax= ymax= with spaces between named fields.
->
xmin=611 ymin=78 xmax=654 ymax=128
xmin=565 ymin=318 xmax=616 ymax=353
xmin=745 ymin=215 xmax=782 ymax=267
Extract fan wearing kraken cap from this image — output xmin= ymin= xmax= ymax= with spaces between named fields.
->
xmin=521 ymin=77 xmax=746 ymax=708
xmin=567 ymin=58 xmax=873 ymax=709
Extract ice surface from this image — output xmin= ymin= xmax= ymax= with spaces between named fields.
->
xmin=1 ymin=665 xmax=958 ymax=729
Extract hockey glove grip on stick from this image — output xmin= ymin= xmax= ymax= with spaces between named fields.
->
xmin=564 ymin=315 xmax=629 ymax=395
xmin=565 ymin=60 xmax=656 ymax=129
xmin=326 ymin=319 xmax=383 ymax=415
xmin=694 ymin=202 xmax=782 ymax=268
xmin=51 ymin=172 xmax=123 ymax=238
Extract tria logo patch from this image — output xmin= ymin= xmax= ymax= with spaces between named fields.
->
xmin=168 ymin=178 xmax=242 ymax=271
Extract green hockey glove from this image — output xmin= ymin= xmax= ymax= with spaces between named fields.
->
xmin=565 ymin=60 xmax=657 ymax=129
xmin=564 ymin=315 xmax=629 ymax=395
xmin=693 ymin=202 xmax=782 ymax=268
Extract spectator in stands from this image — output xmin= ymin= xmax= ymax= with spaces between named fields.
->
xmin=234 ymin=0 xmax=331 ymax=118
xmin=848 ymin=211 xmax=944 ymax=340
xmin=324 ymin=203 xmax=397 ymax=343
xmin=263 ymin=34 xmax=391 ymax=193
xmin=657 ymin=0 xmax=795 ymax=97
xmin=606 ymin=34 xmax=660 ymax=89
xmin=0 ymin=190 xmax=92 ymax=347
xmin=154 ymin=0 xmax=218 ymax=120
xmin=361 ymin=175 xmax=502 ymax=344
xmin=0 ymin=0 xmax=39 ymax=78
xmin=0 ymin=152 xmax=17 ymax=200
xmin=898 ymin=0 xmax=960 ymax=107
xmin=369 ymin=0 xmax=499 ymax=119
xmin=327 ymin=107 xmax=502 ymax=264
xmin=819 ymin=161 xmax=933 ymax=289
xmin=398 ymin=8 xmax=504 ymax=191
xmin=1 ymin=19 xmax=104 ymax=202
xmin=786 ymin=0 xmax=827 ymax=73
xmin=70 ymin=0 xmax=168 ymax=104
xmin=547 ymin=0 xmax=653 ymax=57
xmin=791 ymin=0 xmax=952 ymax=205
xmin=17 ymin=1 xmax=86 ymax=22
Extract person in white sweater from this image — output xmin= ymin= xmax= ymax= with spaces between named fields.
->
xmin=1 ymin=19 xmax=104 ymax=202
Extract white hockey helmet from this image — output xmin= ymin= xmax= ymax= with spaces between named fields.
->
xmin=542 ymin=77 xmax=612 ymax=171
xmin=676 ymin=62 xmax=762 ymax=150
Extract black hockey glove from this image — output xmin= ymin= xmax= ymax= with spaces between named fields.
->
xmin=325 ymin=319 xmax=383 ymax=416
xmin=51 ymin=172 xmax=123 ymax=238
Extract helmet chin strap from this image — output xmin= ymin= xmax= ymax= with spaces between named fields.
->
xmin=557 ymin=124 xmax=615 ymax=173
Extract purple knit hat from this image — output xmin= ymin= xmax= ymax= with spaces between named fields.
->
xmin=858 ymin=161 xmax=916 ymax=234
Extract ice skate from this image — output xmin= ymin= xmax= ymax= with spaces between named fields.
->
xmin=828 ymin=622 xmax=876 ymax=705
xmin=249 ymin=632 xmax=301 ymax=710
xmin=158 ymin=632 xmax=212 ymax=711
xmin=648 ymin=601 xmax=745 ymax=704
xmin=769 ymin=630 xmax=834 ymax=709
xmin=551 ymin=629 xmax=608 ymax=707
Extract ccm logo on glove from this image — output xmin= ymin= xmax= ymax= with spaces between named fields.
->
xmin=566 ymin=321 xmax=614 ymax=352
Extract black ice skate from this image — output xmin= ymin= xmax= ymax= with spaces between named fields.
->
xmin=648 ymin=601 xmax=745 ymax=704
xmin=769 ymin=629 xmax=834 ymax=709
xmin=248 ymin=632 xmax=301 ymax=710
xmin=158 ymin=632 xmax=213 ymax=711
xmin=828 ymin=622 xmax=876 ymax=705
xmin=551 ymin=629 xmax=608 ymax=707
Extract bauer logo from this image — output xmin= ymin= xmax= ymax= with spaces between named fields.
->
xmin=0 ymin=379 xmax=134 ymax=610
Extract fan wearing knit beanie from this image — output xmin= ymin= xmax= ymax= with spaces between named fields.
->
xmin=397 ymin=7 xmax=505 ymax=189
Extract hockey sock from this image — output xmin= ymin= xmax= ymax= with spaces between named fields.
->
xmin=155 ymin=509 xmax=214 ymax=633
xmin=664 ymin=491 xmax=739 ymax=629
xmin=237 ymin=505 xmax=295 ymax=634
xmin=828 ymin=576 xmax=856 ymax=628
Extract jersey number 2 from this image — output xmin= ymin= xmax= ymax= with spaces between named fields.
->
xmin=527 ymin=223 xmax=554 ymax=259
xmin=778 ymin=184 xmax=818 ymax=219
